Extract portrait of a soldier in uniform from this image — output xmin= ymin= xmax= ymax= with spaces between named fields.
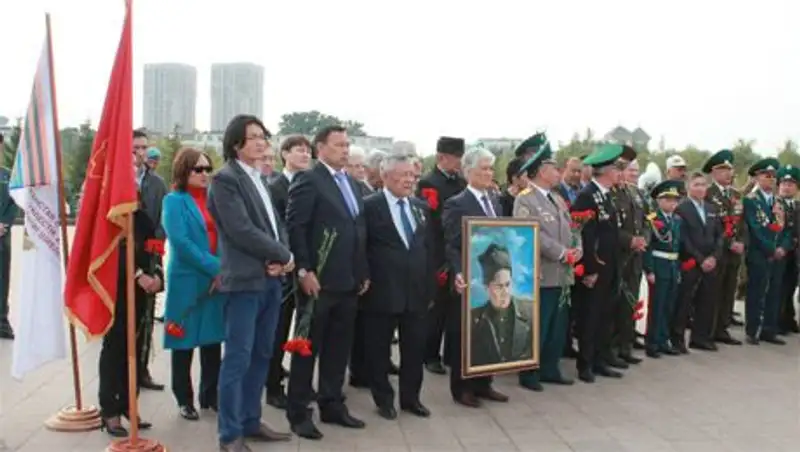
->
xmin=463 ymin=220 xmax=540 ymax=377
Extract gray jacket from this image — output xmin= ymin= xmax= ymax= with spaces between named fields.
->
xmin=208 ymin=160 xmax=292 ymax=292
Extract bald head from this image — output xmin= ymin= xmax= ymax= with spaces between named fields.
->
xmin=562 ymin=157 xmax=583 ymax=186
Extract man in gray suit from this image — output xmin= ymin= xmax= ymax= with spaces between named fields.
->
xmin=208 ymin=115 xmax=294 ymax=452
xmin=514 ymin=145 xmax=582 ymax=391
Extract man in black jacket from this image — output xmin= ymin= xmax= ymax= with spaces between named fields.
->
xmin=675 ymin=172 xmax=724 ymax=351
xmin=362 ymin=153 xmax=435 ymax=420
xmin=416 ymin=137 xmax=466 ymax=375
xmin=286 ymin=125 xmax=369 ymax=440
xmin=265 ymin=134 xmax=312 ymax=409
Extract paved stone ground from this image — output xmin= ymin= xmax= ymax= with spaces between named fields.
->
xmin=0 ymin=226 xmax=799 ymax=451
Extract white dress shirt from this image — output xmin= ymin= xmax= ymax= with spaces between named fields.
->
xmin=237 ymin=159 xmax=280 ymax=238
xmin=466 ymin=185 xmax=496 ymax=217
xmin=283 ymin=168 xmax=296 ymax=183
xmin=384 ymin=188 xmax=417 ymax=248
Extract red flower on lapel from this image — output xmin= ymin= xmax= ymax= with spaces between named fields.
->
xmin=420 ymin=188 xmax=439 ymax=210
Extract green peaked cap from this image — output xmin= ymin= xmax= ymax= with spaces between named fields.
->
xmin=701 ymin=149 xmax=734 ymax=174
xmin=518 ymin=141 xmax=555 ymax=176
xmin=582 ymin=143 xmax=636 ymax=168
xmin=513 ymin=132 xmax=547 ymax=157
xmin=777 ymin=164 xmax=800 ymax=183
xmin=650 ymin=179 xmax=684 ymax=199
xmin=747 ymin=157 xmax=780 ymax=177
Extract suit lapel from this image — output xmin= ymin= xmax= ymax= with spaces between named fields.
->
xmin=230 ymin=161 xmax=271 ymax=224
xmin=379 ymin=192 xmax=408 ymax=248
xmin=315 ymin=164 xmax=353 ymax=219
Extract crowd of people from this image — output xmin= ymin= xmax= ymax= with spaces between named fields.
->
xmin=2 ymin=118 xmax=796 ymax=452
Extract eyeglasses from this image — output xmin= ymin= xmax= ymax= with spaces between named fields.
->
xmin=192 ymin=166 xmax=213 ymax=174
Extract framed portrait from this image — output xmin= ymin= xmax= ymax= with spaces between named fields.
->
xmin=461 ymin=217 xmax=540 ymax=379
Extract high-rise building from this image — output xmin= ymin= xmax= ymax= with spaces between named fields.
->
xmin=210 ymin=63 xmax=264 ymax=132
xmin=142 ymin=63 xmax=197 ymax=134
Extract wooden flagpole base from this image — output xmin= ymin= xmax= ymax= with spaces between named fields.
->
xmin=105 ymin=437 xmax=166 ymax=452
xmin=44 ymin=405 xmax=102 ymax=432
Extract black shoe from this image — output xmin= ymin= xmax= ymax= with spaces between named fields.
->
xmin=0 ymin=324 xmax=13 ymax=340
xmin=320 ymin=409 xmax=366 ymax=429
xmin=349 ymin=377 xmax=369 ymax=389
xmin=266 ymin=392 xmax=288 ymax=410
xmin=388 ymin=362 xmax=400 ymax=376
xmin=122 ymin=413 xmax=152 ymax=430
xmin=714 ymin=333 xmax=742 ymax=345
xmin=668 ymin=341 xmax=687 ymax=354
xmin=291 ymin=419 xmax=323 ymax=440
xmin=760 ymin=334 xmax=786 ymax=345
xmin=593 ymin=365 xmax=622 ymax=378
xmin=540 ymin=375 xmax=574 ymax=385
xmin=424 ymin=361 xmax=447 ymax=375
xmin=578 ymin=369 xmax=595 ymax=383
xmin=179 ymin=405 xmax=199 ymax=421
xmin=520 ymin=379 xmax=543 ymax=392
xmin=140 ymin=374 xmax=164 ymax=391
xmin=200 ymin=401 xmax=218 ymax=412
xmin=790 ymin=323 xmax=800 ymax=334
xmin=746 ymin=335 xmax=760 ymax=345
xmin=633 ymin=339 xmax=646 ymax=350
xmin=619 ymin=353 xmax=643 ymax=365
xmin=377 ymin=405 xmax=397 ymax=420
xmin=400 ymin=401 xmax=431 ymax=417
xmin=646 ymin=348 xmax=661 ymax=359
xmin=100 ymin=416 xmax=128 ymax=438
xmin=606 ymin=356 xmax=629 ymax=369
xmin=689 ymin=340 xmax=718 ymax=351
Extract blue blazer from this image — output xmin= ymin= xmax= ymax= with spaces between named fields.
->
xmin=161 ymin=191 xmax=225 ymax=350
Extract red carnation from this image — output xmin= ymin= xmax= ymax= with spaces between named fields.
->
xmin=652 ymin=219 xmax=665 ymax=230
xmin=145 ymin=238 xmax=165 ymax=255
xmin=165 ymin=321 xmax=185 ymax=339
xmin=768 ymin=223 xmax=783 ymax=232
xmin=574 ymin=264 xmax=585 ymax=277
xmin=681 ymin=258 xmax=697 ymax=271
xmin=420 ymin=188 xmax=439 ymax=210
xmin=283 ymin=337 xmax=313 ymax=357
xmin=437 ymin=270 xmax=448 ymax=287
xmin=565 ymin=251 xmax=578 ymax=265
xmin=632 ymin=310 xmax=645 ymax=321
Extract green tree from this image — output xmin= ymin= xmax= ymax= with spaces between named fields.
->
xmin=154 ymin=124 xmax=184 ymax=186
xmin=730 ymin=138 xmax=761 ymax=185
xmin=64 ymin=120 xmax=95 ymax=195
xmin=777 ymin=139 xmax=800 ymax=168
xmin=277 ymin=110 xmax=367 ymax=136
xmin=2 ymin=117 xmax=22 ymax=167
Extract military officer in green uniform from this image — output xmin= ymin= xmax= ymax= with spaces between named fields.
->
xmin=703 ymin=149 xmax=745 ymax=344
xmin=0 ymin=133 xmax=18 ymax=339
xmin=469 ymin=244 xmax=534 ymax=368
xmin=743 ymin=158 xmax=789 ymax=345
xmin=777 ymin=165 xmax=800 ymax=334
xmin=609 ymin=158 xmax=647 ymax=366
xmin=642 ymin=180 xmax=683 ymax=358
xmin=513 ymin=145 xmax=579 ymax=391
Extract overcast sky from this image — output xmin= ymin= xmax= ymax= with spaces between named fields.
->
xmin=2 ymin=0 xmax=798 ymax=155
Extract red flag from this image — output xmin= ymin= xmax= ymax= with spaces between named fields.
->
xmin=64 ymin=2 xmax=137 ymax=339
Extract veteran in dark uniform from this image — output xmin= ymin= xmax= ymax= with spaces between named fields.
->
xmin=742 ymin=158 xmax=789 ymax=345
xmin=0 ymin=133 xmax=18 ymax=340
xmin=513 ymin=145 xmax=579 ymax=391
xmin=469 ymin=244 xmax=534 ymax=367
xmin=703 ymin=150 xmax=745 ymax=345
xmin=417 ymin=137 xmax=467 ymax=374
xmin=776 ymin=165 xmax=800 ymax=334
xmin=571 ymin=143 xmax=635 ymax=383
xmin=609 ymin=158 xmax=647 ymax=366
xmin=642 ymin=180 xmax=683 ymax=357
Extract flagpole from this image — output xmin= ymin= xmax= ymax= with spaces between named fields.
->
xmin=42 ymin=12 xmax=102 ymax=433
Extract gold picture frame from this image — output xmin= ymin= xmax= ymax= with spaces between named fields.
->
xmin=461 ymin=217 xmax=541 ymax=379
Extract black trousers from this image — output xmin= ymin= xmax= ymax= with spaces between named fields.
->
xmin=348 ymin=306 xmax=368 ymax=382
xmin=676 ymin=267 xmax=718 ymax=343
xmin=424 ymin=283 xmax=450 ymax=364
xmin=444 ymin=292 xmax=491 ymax=398
xmin=0 ymin=236 xmax=11 ymax=327
xmin=139 ymin=294 xmax=156 ymax=378
xmin=779 ymin=254 xmax=798 ymax=329
xmin=612 ymin=256 xmax=642 ymax=354
xmin=286 ymin=290 xmax=358 ymax=424
xmin=265 ymin=284 xmax=296 ymax=395
xmin=712 ymin=254 xmax=741 ymax=338
xmin=575 ymin=268 xmax=618 ymax=371
xmin=98 ymin=254 xmax=147 ymax=418
xmin=364 ymin=309 xmax=426 ymax=408
xmin=171 ymin=344 xmax=221 ymax=407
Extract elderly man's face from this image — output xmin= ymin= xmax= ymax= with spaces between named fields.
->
xmin=624 ymin=163 xmax=639 ymax=185
xmin=563 ymin=158 xmax=582 ymax=185
xmin=487 ymin=269 xmax=512 ymax=309
xmin=346 ymin=154 xmax=366 ymax=181
xmin=382 ymin=160 xmax=416 ymax=198
xmin=668 ymin=166 xmax=687 ymax=181
xmin=467 ymin=158 xmax=495 ymax=190
xmin=756 ymin=171 xmax=776 ymax=192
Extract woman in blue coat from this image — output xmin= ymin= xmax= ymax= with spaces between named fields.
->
xmin=162 ymin=148 xmax=225 ymax=421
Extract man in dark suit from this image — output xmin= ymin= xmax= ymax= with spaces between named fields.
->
xmin=0 ymin=132 xmax=17 ymax=340
xmin=571 ymin=144 xmax=635 ymax=383
xmin=417 ymin=137 xmax=466 ymax=375
xmin=208 ymin=115 xmax=294 ymax=452
xmin=675 ymin=172 xmax=724 ymax=352
xmin=286 ymin=125 xmax=369 ymax=440
xmin=778 ymin=165 xmax=800 ymax=334
xmin=133 ymin=131 xmax=168 ymax=391
xmin=362 ymin=153 xmax=435 ymax=420
xmin=264 ymin=134 xmax=313 ymax=409
xmin=442 ymin=146 xmax=509 ymax=408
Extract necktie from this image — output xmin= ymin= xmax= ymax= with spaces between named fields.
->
xmin=481 ymin=195 xmax=496 ymax=217
xmin=397 ymin=199 xmax=415 ymax=247
xmin=546 ymin=192 xmax=558 ymax=207
xmin=334 ymin=172 xmax=359 ymax=217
